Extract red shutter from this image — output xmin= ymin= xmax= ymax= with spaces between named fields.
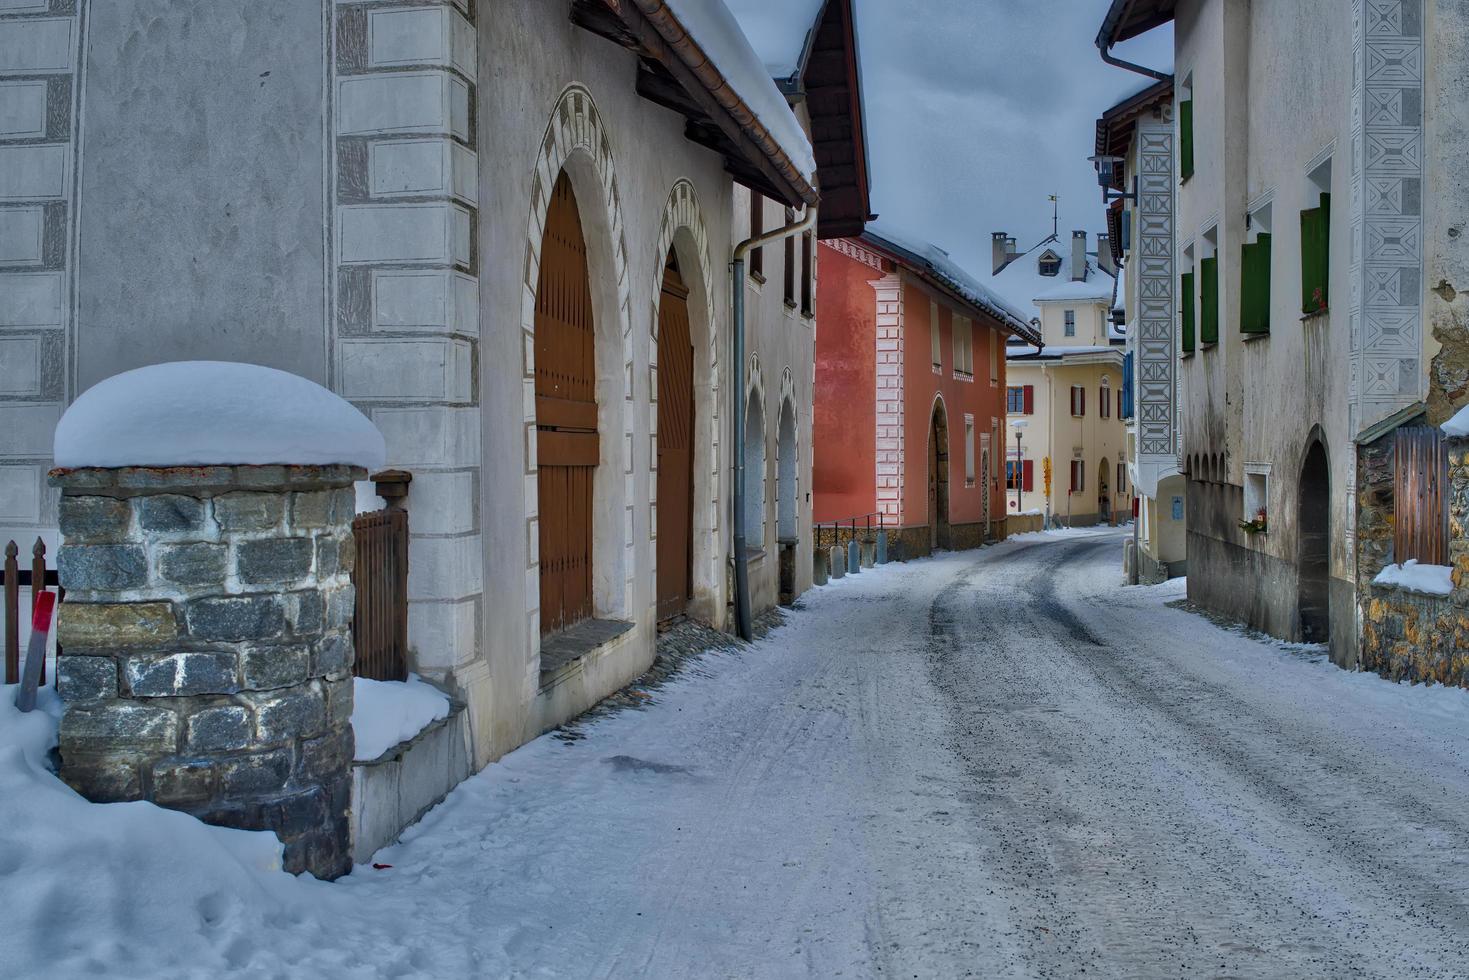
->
xmin=1023 ymin=460 xmax=1034 ymax=491
xmin=1023 ymin=384 xmax=1034 ymax=414
xmin=1081 ymin=388 xmax=1086 ymax=416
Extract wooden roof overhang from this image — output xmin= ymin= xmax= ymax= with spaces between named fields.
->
xmin=859 ymin=232 xmax=1043 ymax=349
xmin=570 ymin=0 xmax=819 ymax=210
xmin=1094 ymin=78 xmax=1172 ymax=266
xmin=799 ymin=0 xmax=874 ymax=240
xmin=1095 ymin=0 xmax=1177 ymax=49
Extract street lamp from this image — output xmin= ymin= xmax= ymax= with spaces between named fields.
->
xmin=1009 ymin=418 xmax=1029 ymax=514
xmin=1087 ymin=153 xmax=1137 ymax=205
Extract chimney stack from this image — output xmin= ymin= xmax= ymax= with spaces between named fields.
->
xmin=1097 ymin=233 xmax=1115 ymax=276
xmin=991 ymin=232 xmax=1017 ymax=275
xmin=1071 ymin=230 xmax=1087 ymax=281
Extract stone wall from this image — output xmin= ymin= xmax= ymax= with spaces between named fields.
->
xmin=1359 ymin=439 xmax=1469 ymax=686
xmin=51 ymin=464 xmax=362 ymax=879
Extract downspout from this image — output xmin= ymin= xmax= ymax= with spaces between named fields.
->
xmin=731 ymin=206 xmax=817 ymax=640
xmin=1097 ymin=35 xmax=1171 ymax=82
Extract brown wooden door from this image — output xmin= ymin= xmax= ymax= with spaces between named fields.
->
xmin=536 ymin=173 xmax=598 ymax=636
xmin=656 ymin=258 xmax=694 ymax=621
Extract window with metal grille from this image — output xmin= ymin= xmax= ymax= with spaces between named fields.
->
xmin=930 ymin=300 xmax=942 ymax=372
xmin=1394 ymin=426 xmax=1448 ymax=565
xmin=953 ymin=315 xmax=973 ymax=378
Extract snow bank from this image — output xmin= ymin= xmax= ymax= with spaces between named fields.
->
xmin=53 ymin=361 xmax=386 ymax=471
xmin=664 ymin=0 xmax=816 ymax=181
xmin=0 ymin=684 xmax=335 ymax=976
xmin=1373 ymin=559 xmax=1455 ymax=596
xmin=1443 ymin=404 xmax=1469 ymax=437
xmin=352 ymin=674 xmax=451 ymax=761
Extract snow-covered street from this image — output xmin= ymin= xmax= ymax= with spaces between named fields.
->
xmin=10 ymin=526 xmax=1469 ymax=978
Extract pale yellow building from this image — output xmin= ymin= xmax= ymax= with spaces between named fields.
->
xmin=992 ymin=230 xmax=1130 ymax=526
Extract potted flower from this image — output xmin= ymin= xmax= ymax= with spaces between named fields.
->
xmin=1239 ymin=506 xmax=1267 ymax=534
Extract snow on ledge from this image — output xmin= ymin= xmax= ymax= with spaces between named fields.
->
xmin=53 ymin=361 xmax=386 ymax=471
xmin=352 ymin=675 xmax=452 ymax=762
xmin=1443 ymin=403 xmax=1469 ymax=437
xmin=1373 ymin=559 xmax=1455 ymax=597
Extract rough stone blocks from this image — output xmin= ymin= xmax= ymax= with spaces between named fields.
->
xmin=49 ymin=464 xmax=366 ymax=880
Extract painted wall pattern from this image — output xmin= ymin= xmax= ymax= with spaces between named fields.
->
xmin=330 ymin=0 xmax=484 ymax=678
xmin=0 ymin=0 xmax=83 ymax=548
xmin=872 ymin=272 xmax=905 ymax=525
xmin=1350 ymin=0 xmax=1425 ymax=434
xmin=1136 ymin=118 xmax=1176 ymax=463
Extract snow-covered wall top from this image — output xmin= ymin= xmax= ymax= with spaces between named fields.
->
xmin=665 ymin=0 xmax=817 ymax=181
xmin=53 ymin=361 xmax=387 ymax=471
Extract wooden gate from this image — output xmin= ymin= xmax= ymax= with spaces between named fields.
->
xmin=535 ymin=172 xmax=599 ymax=636
xmin=352 ymin=509 xmax=408 ymax=681
xmin=1394 ymin=426 xmax=1449 ymax=565
xmin=656 ymin=256 xmax=695 ymax=622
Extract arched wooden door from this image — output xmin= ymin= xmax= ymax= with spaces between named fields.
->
xmin=535 ymin=173 xmax=598 ymax=636
xmin=656 ymin=254 xmax=694 ymax=622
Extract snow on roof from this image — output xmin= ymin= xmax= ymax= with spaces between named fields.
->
xmin=665 ymin=0 xmax=817 ymax=181
xmin=865 ymin=224 xmax=1034 ymax=333
xmin=722 ymin=0 xmax=824 ymax=79
xmin=1033 ymin=278 xmax=1115 ymax=303
xmin=53 ymin=361 xmax=387 ymax=470
xmin=1006 ymin=344 xmax=1120 ymax=360
xmin=988 ymin=235 xmax=1117 ymax=315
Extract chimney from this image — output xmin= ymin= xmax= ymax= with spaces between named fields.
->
xmin=991 ymin=231 xmax=1011 ymax=274
xmin=1071 ymin=230 xmax=1087 ymax=281
xmin=1097 ymin=233 xmax=1115 ymax=276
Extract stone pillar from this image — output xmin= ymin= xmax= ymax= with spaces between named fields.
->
xmin=51 ymin=464 xmax=362 ymax=880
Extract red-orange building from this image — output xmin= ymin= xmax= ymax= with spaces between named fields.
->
xmin=813 ymin=232 xmax=1042 ymax=555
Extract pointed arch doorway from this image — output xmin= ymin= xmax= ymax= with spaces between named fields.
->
xmin=928 ymin=400 xmax=950 ymax=551
xmin=535 ymin=172 xmax=599 ymax=636
xmin=656 ymin=252 xmax=695 ymax=622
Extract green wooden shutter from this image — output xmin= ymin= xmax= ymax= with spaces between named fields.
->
xmin=1240 ymin=233 xmax=1271 ymax=334
xmin=1179 ymin=99 xmax=1194 ymax=181
xmin=1181 ymin=271 xmax=1195 ymax=353
xmin=1200 ymin=256 xmax=1219 ymax=345
xmin=1301 ymin=193 xmax=1330 ymax=314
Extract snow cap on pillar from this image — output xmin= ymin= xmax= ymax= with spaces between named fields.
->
xmin=53 ymin=360 xmax=386 ymax=471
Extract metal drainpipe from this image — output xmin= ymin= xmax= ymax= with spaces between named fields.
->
xmin=731 ymin=206 xmax=817 ymax=640
xmin=1098 ymin=41 xmax=1171 ymax=82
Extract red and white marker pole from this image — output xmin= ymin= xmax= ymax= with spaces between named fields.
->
xmin=16 ymin=589 xmax=55 ymax=713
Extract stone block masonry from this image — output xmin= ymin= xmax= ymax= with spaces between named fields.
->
xmin=50 ymin=464 xmax=363 ymax=880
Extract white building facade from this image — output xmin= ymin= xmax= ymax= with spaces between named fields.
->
xmin=0 ymin=0 xmax=867 ymax=769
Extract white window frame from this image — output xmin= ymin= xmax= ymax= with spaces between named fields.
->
xmin=964 ymin=414 xmax=976 ymax=486
xmin=1064 ymin=309 xmax=1076 ymax=337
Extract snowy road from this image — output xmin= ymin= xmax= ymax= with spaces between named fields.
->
xmin=28 ymin=527 xmax=1469 ymax=978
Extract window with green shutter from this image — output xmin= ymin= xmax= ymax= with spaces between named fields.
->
xmin=1301 ymin=193 xmax=1330 ymax=314
xmin=1181 ymin=271 xmax=1195 ymax=353
xmin=1240 ymin=233 xmax=1271 ymax=334
xmin=1179 ymin=99 xmax=1194 ymax=181
xmin=1200 ymin=256 xmax=1219 ymax=345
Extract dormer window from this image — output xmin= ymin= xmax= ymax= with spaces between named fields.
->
xmin=1038 ymin=250 xmax=1061 ymax=277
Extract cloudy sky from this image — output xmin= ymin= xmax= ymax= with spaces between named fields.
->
xmin=849 ymin=2 xmax=1172 ymax=309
